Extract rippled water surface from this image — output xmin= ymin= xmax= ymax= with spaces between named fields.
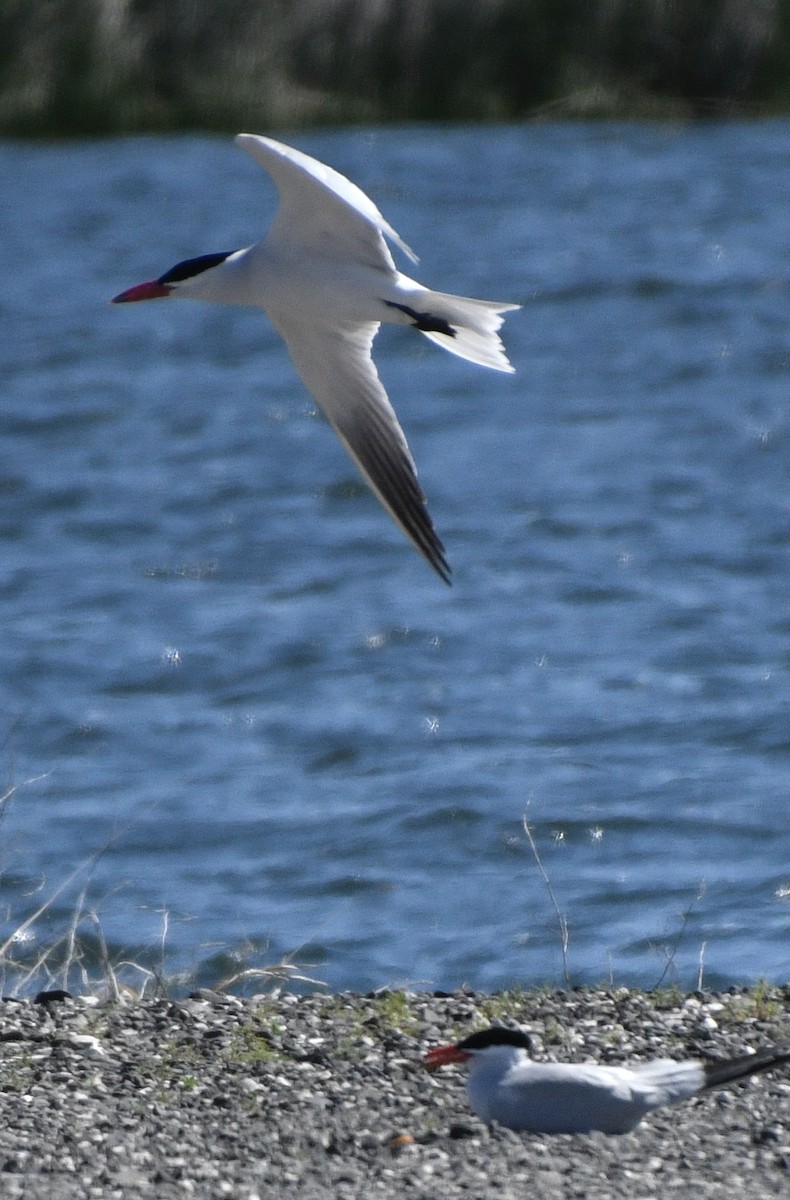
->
xmin=2 ymin=121 xmax=789 ymax=993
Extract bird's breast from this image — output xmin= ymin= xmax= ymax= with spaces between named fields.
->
xmin=249 ymin=245 xmax=397 ymax=326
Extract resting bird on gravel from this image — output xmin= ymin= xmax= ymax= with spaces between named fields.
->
xmin=425 ymin=1027 xmax=790 ymax=1134
xmin=113 ymin=134 xmax=519 ymax=584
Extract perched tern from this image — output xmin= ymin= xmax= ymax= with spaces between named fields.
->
xmin=112 ymin=134 xmax=520 ymax=583
xmin=425 ymin=1027 xmax=790 ymax=1134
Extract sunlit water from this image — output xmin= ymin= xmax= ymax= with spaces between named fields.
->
xmin=1 ymin=121 xmax=789 ymax=994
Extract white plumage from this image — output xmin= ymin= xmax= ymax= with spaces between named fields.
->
xmin=113 ymin=134 xmax=519 ymax=582
xmin=425 ymin=1027 xmax=790 ymax=1134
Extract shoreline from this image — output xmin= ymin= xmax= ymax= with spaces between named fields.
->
xmin=1 ymin=984 xmax=788 ymax=1198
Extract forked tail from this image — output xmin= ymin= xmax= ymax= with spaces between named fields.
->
xmin=388 ymin=290 xmax=520 ymax=372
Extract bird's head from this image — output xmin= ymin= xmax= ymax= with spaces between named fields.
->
xmin=111 ymin=251 xmax=237 ymax=304
xmin=424 ymin=1027 xmax=533 ymax=1070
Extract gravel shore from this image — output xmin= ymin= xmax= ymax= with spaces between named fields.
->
xmin=1 ymin=985 xmax=789 ymax=1198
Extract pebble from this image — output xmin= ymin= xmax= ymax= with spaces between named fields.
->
xmin=0 ymin=986 xmax=788 ymax=1198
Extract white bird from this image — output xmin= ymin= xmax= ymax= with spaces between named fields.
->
xmin=112 ymin=134 xmax=520 ymax=583
xmin=425 ymin=1026 xmax=790 ymax=1134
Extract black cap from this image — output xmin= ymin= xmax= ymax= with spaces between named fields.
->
xmin=457 ymin=1027 xmax=532 ymax=1052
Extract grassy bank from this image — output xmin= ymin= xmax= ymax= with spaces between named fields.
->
xmin=0 ymin=0 xmax=788 ymax=136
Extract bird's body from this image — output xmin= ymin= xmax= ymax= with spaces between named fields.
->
xmin=425 ymin=1027 xmax=790 ymax=1134
xmin=112 ymin=134 xmax=519 ymax=582
xmin=462 ymin=1049 xmax=708 ymax=1134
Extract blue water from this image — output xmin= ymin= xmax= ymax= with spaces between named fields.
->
xmin=1 ymin=121 xmax=789 ymax=994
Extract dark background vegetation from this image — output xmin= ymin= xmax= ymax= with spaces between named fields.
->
xmin=0 ymin=0 xmax=787 ymax=135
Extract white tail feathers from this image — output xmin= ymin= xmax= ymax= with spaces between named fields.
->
xmin=418 ymin=290 xmax=520 ymax=373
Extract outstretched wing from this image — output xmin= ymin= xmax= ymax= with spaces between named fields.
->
xmin=236 ymin=134 xmax=417 ymax=271
xmin=267 ymin=312 xmax=450 ymax=584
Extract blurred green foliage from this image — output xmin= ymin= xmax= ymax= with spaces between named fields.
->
xmin=0 ymin=0 xmax=784 ymax=134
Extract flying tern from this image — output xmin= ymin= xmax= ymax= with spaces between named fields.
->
xmin=112 ymin=134 xmax=520 ymax=583
xmin=425 ymin=1026 xmax=790 ymax=1134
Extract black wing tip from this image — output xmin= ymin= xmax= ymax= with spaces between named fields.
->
xmin=434 ymin=555 xmax=452 ymax=586
xmin=335 ymin=408 xmax=452 ymax=585
xmin=423 ymin=534 xmax=451 ymax=585
xmin=703 ymin=1044 xmax=790 ymax=1089
xmin=416 ymin=525 xmax=451 ymax=585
